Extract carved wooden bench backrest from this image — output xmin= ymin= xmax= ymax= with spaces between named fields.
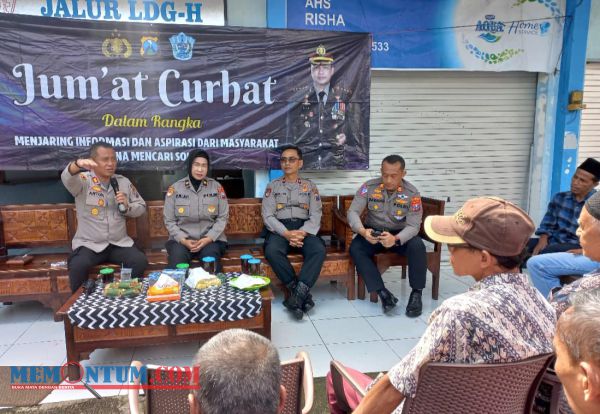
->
xmin=138 ymin=196 xmax=336 ymax=247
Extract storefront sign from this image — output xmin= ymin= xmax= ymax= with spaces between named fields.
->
xmin=287 ymin=0 xmax=565 ymax=72
xmin=1 ymin=0 xmax=225 ymax=25
xmin=0 ymin=13 xmax=371 ymax=170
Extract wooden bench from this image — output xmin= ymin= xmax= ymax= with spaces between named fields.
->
xmin=336 ymin=196 xmax=445 ymax=301
xmin=0 ymin=196 xmax=355 ymax=315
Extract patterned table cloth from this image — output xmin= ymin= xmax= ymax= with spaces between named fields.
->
xmin=67 ymin=272 xmax=263 ymax=329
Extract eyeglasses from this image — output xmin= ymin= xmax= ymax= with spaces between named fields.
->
xmin=280 ymin=157 xmax=299 ymax=164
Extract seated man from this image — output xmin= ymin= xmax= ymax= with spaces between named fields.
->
xmin=528 ymin=158 xmax=600 ymax=256
xmin=328 ymin=197 xmax=556 ymax=414
xmin=529 ymin=191 xmax=600 ymax=299
xmin=188 ymin=328 xmax=286 ymax=414
xmin=348 ymin=154 xmax=426 ymax=316
xmin=554 ymin=288 xmax=600 ymax=414
xmin=62 ymin=141 xmax=148 ymax=292
xmin=262 ymin=145 xmax=326 ymax=320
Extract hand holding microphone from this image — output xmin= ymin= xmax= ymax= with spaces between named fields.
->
xmin=109 ymin=177 xmax=128 ymax=214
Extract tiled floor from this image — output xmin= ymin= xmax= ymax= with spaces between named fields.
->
xmin=0 ymin=265 xmax=476 ymax=405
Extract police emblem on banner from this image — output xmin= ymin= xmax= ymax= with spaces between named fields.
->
xmin=140 ymin=36 xmax=159 ymax=57
xmin=102 ymin=30 xmax=132 ymax=58
xmin=170 ymin=32 xmax=195 ymax=61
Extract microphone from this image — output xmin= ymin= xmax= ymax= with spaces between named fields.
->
xmin=109 ymin=177 xmax=128 ymax=214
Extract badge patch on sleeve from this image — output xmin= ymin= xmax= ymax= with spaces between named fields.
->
xmin=264 ymin=187 xmax=272 ymax=198
xmin=207 ymin=205 xmax=216 ymax=213
xmin=167 ymin=186 xmax=175 ymax=197
xmin=410 ymin=197 xmax=422 ymax=212
xmin=358 ymin=184 xmax=368 ymax=197
xmin=218 ymin=186 xmax=227 ymax=199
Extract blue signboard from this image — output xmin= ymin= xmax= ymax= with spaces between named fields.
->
xmin=286 ymin=0 xmax=565 ymax=72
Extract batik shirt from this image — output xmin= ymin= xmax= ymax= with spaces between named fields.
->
xmin=550 ymin=272 xmax=600 ymax=317
xmin=386 ymin=273 xmax=556 ymax=413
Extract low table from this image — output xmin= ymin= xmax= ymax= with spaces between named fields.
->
xmin=55 ymin=274 xmax=273 ymax=381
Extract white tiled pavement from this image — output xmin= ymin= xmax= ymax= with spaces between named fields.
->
xmin=0 ymin=265 xmax=476 ymax=405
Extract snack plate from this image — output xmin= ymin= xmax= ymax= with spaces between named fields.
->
xmin=229 ymin=276 xmax=271 ymax=291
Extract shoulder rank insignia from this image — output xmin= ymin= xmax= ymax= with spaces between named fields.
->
xmin=184 ymin=180 xmax=191 ymax=189
xmin=170 ymin=32 xmax=195 ymax=61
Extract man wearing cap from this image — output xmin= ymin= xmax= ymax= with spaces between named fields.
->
xmin=262 ymin=145 xmax=326 ymax=320
xmin=529 ymin=190 xmax=600 ymax=299
xmin=327 ymin=197 xmax=555 ymax=414
xmin=287 ymin=45 xmax=364 ymax=170
xmin=528 ymin=158 xmax=600 ymax=256
xmin=347 ymin=155 xmax=426 ymax=316
xmin=62 ymin=141 xmax=148 ymax=292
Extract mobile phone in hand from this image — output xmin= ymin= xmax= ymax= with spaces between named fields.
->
xmin=370 ymin=230 xmax=382 ymax=237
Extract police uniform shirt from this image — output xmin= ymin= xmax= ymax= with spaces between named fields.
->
xmin=261 ymin=177 xmax=322 ymax=236
xmin=163 ymin=177 xmax=229 ymax=243
xmin=61 ymin=165 xmax=146 ymax=253
xmin=347 ymin=178 xmax=423 ymax=245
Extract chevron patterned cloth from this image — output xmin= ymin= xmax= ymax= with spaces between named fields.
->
xmin=67 ymin=272 xmax=263 ymax=329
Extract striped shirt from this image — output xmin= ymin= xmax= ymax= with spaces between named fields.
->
xmin=536 ymin=191 xmax=596 ymax=245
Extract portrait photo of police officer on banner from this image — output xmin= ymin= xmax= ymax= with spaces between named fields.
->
xmin=284 ymin=44 xmax=370 ymax=171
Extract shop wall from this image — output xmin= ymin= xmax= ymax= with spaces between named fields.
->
xmin=588 ymin=0 xmax=600 ymax=61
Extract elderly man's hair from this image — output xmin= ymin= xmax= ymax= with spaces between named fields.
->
xmin=89 ymin=141 xmax=115 ymax=158
xmin=382 ymin=154 xmax=405 ymax=169
xmin=557 ymin=288 xmax=600 ymax=366
xmin=193 ymin=329 xmax=281 ymax=414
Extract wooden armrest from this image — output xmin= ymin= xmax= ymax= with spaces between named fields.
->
xmin=55 ymin=287 xmax=83 ymax=320
xmin=330 ymin=360 xmax=367 ymax=412
xmin=333 ymin=206 xmax=349 ymax=226
xmin=297 ymin=351 xmax=314 ymax=414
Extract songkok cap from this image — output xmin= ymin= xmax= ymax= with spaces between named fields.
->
xmin=578 ymin=158 xmax=600 ymax=180
xmin=424 ymin=197 xmax=535 ymax=256
xmin=309 ymin=45 xmax=334 ymax=64
xmin=585 ymin=191 xmax=600 ymax=221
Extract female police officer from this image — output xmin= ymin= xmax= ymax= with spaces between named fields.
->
xmin=164 ymin=150 xmax=229 ymax=271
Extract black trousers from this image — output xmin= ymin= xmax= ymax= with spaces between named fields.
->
xmin=263 ymin=220 xmax=326 ymax=288
xmin=68 ymin=244 xmax=148 ymax=292
xmin=166 ymin=240 xmax=227 ymax=271
xmin=350 ymin=235 xmax=427 ymax=293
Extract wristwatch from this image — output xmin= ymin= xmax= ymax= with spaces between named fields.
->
xmin=74 ymin=159 xmax=82 ymax=169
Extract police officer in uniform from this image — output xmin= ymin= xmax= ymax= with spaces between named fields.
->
xmin=164 ymin=150 xmax=229 ymax=270
xmin=62 ymin=141 xmax=148 ymax=292
xmin=262 ymin=145 xmax=326 ymax=319
xmin=348 ymin=155 xmax=426 ymax=317
xmin=288 ymin=45 xmax=353 ymax=170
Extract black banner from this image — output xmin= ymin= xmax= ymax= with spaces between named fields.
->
xmin=0 ymin=13 xmax=371 ymax=170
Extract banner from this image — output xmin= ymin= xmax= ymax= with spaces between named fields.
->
xmin=1 ymin=0 xmax=225 ymax=25
xmin=287 ymin=0 xmax=565 ymax=72
xmin=0 ymin=13 xmax=371 ymax=170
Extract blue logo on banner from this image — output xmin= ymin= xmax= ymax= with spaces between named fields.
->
xmin=170 ymin=32 xmax=195 ymax=61
xmin=476 ymin=15 xmax=504 ymax=43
